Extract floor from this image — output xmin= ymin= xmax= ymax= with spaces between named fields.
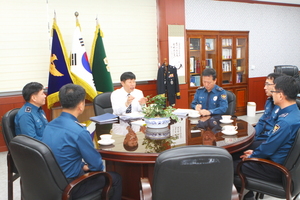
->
xmin=0 ymin=113 xmax=295 ymax=200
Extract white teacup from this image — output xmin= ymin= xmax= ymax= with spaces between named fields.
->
xmin=222 ymin=125 xmax=238 ymax=132
xmin=221 ymin=115 xmax=232 ymax=121
xmin=100 ymin=134 xmax=112 ymax=141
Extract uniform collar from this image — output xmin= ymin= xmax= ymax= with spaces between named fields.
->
xmin=25 ymin=102 xmax=41 ymax=112
xmin=60 ymin=112 xmax=78 ymax=121
xmin=205 ymin=85 xmax=218 ymax=93
xmin=278 ymin=103 xmax=298 ymax=115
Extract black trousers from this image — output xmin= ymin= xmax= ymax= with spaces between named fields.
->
xmin=68 ymin=171 xmax=122 ymax=200
xmin=233 ymin=140 xmax=282 ymax=183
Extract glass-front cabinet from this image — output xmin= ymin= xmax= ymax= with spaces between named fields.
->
xmin=221 ymin=36 xmax=248 ymax=85
xmin=188 ymin=36 xmax=217 ymax=87
xmin=187 ymin=31 xmax=249 ymax=115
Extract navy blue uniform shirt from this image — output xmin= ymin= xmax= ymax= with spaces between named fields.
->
xmin=42 ymin=112 xmax=104 ymax=179
xmin=250 ymin=104 xmax=300 ymax=165
xmin=191 ymin=85 xmax=228 ymax=115
xmin=14 ymin=102 xmax=48 ymax=140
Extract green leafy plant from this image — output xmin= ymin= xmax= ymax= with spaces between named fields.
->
xmin=142 ymin=95 xmax=178 ymax=121
xmin=142 ymin=134 xmax=179 ymax=153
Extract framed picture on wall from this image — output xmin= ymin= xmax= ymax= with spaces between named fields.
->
xmin=190 ymin=56 xmax=195 ymax=73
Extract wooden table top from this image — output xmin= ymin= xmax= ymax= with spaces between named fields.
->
xmin=94 ymin=115 xmax=255 ymax=163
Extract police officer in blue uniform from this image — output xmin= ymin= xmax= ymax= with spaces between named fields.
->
xmin=235 ymin=76 xmax=300 ymax=200
xmin=254 ymin=73 xmax=282 ymax=142
xmin=15 ymin=82 xmax=48 ymax=140
xmin=42 ymin=84 xmax=122 ymax=200
xmin=191 ymin=68 xmax=228 ymax=116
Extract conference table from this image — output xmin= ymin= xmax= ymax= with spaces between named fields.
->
xmin=93 ymin=115 xmax=255 ymax=200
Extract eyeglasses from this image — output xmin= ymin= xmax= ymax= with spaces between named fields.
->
xmin=270 ymin=90 xmax=281 ymax=93
xmin=264 ymin=83 xmax=275 ymax=86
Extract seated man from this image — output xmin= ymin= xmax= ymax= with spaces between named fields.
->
xmin=235 ymin=76 xmax=300 ymax=200
xmin=191 ymin=68 xmax=228 ymax=116
xmin=42 ymin=84 xmax=122 ymax=199
xmin=111 ymin=71 xmax=148 ymax=115
xmin=253 ymin=73 xmax=282 ymax=147
xmin=15 ymin=82 xmax=48 ymax=140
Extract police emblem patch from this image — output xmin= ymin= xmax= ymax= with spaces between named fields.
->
xmin=221 ymin=94 xmax=227 ymax=100
xmin=213 ymin=96 xmax=218 ymax=101
xmin=25 ymin=106 xmax=31 ymax=112
xmin=273 ymin=124 xmax=280 ymax=133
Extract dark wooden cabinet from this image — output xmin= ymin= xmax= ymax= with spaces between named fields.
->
xmin=186 ymin=30 xmax=249 ymax=115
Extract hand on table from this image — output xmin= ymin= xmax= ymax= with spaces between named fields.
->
xmin=199 ymin=109 xmax=211 ymax=116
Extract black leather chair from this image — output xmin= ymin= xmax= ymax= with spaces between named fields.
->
xmin=140 ymin=145 xmax=239 ymax=200
xmin=296 ymin=99 xmax=300 ymax=110
xmin=9 ymin=135 xmax=112 ymax=200
xmin=1 ymin=108 xmax=20 ymax=200
xmin=274 ymin=65 xmax=299 ymax=80
xmin=93 ymin=92 xmax=113 ymax=116
xmin=234 ymin=128 xmax=300 ymax=200
xmin=224 ymin=90 xmax=236 ymax=116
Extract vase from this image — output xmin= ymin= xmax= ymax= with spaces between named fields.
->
xmin=144 ymin=127 xmax=170 ymax=140
xmin=144 ymin=117 xmax=170 ymax=128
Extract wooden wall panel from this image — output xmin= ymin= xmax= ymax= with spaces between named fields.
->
xmin=248 ymin=76 xmax=267 ymax=111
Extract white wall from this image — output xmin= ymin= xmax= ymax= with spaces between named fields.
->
xmin=0 ymin=0 xmax=157 ymax=93
xmin=185 ymin=0 xmax=300 ymax=78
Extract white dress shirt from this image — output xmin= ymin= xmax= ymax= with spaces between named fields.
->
xmin=111 ymin=87 xmax=145 ymax=115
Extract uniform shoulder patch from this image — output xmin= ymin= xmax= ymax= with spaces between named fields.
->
xmin=25 ymin=106 xmax=31 ymax=113
xmin=221 ymin=94 xmax=227 ymax=100
xmin=216 ymin=87 xmax=224 ymax=91
xmin=272 ymin=124 xmax=280 ymax=133
xmin=197 ymin=86 xmax=205 ymax=90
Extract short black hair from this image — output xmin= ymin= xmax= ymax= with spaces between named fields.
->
xmin=22 ymin=82 xmax=44 ymax=102
xmin=123 ymin=143 xmax=138 ymax=151
xmin=59 ymin=84 xmax=86 ymax=109
xmin=202 ymin=68 xmax=217 ymax=80
xmin=120 ymin=72 xmax=136 ymax=82
xmin=267 ymin=73 xmax=282 ymax=81
xmin=274 ymin=76 xmax=299 ymax=101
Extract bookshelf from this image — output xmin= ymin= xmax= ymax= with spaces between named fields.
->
xmin=186 ymin=30 xmax=249 ymax=115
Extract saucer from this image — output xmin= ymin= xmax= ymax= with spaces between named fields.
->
xmin=220 ymin=119 xmax=233 ymax=124
xmin=189 ymin=114 xmax=200 ymax=118
xmin=98 ymin=139 xmax=115 ymax=145
xmin=221 ymin=130 xmax=238 ymax=135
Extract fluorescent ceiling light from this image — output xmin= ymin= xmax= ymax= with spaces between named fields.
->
xmin=253 ymin=0 xmax=300 ymax=5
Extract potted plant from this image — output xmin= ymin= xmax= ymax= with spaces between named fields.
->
xmin=142 ymin=95 xmax=178 ymax=128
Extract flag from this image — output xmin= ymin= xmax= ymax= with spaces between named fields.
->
xmin=70 ymin=18 xmax=97 ymax=101
xmin=47 ymin=18 xmax=73 ymax=109
xmin=90 ymin=20 xmax=114 ymax=93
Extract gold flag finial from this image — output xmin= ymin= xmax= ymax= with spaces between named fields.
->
xmin=75 ymin=11 xmax=79 ymax=17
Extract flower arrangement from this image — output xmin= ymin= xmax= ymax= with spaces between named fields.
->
xmin=142 ymin=95 xmax=178 ymax=121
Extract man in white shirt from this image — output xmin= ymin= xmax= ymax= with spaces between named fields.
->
xmin=111 ymin=71 xmax=148 ymax=115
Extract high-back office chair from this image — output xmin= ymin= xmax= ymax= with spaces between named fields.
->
xmin=140 ymin=145 xmax=239 ymax=200
xmin=9 ymin=135 xmax=112 ymax=200
xmin=234 ymin=128 xmax=300 ymax=200
xmin=1 ymin=108 xmax=20 ymax=200
xmin=274 ymin=65 xmax=299 ymax=80
xmin=224 ymin=90 xmax=236 ymax=116
xmin=93 ymin=92 xmax=113 ymax=116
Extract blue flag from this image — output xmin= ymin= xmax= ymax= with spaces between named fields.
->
xmin=47 ymin=18 xmax=73 ymax=109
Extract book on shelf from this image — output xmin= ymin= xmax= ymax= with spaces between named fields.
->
xmin=194 ymin=75 xmax=201 ymax=86
xmin=90 ymin=113 xmax=119 ymax=124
